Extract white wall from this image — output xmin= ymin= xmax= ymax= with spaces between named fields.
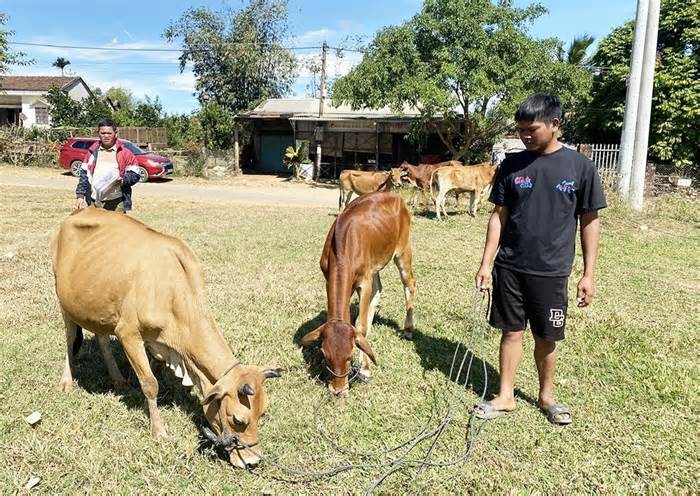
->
xmin=67 ymin=82 xmax=90 ymax=101
xmin=20 ymin=95 xmax=51 ymax=128
xmin=21 ymin=95 xmax=39 ymax=127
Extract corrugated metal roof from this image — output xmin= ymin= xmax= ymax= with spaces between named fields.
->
xmin=239 ymin=98 xmax=422 ymax=121
xmin=493 ymin=137 xmax=526 ymax=153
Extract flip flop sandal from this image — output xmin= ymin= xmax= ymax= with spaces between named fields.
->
xmin=543 ymin=404 xmax=573 ymax=425
xmin=473 ymin=401 xmax=507 ymax=420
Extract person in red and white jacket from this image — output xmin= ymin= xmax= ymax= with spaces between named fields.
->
xmin=75 ymin=118 xmax=141 ymax=212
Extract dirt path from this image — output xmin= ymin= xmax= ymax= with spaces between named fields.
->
xmin=0 ymin=166 xmax=340 ymax=208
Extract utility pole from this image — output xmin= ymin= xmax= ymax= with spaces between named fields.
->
xmin=318 ymin=41 xmax=328 ymax=117
xmin=617 ymin=0 xmax=649 ymax=197
xmin=630 ymin=0 xmax=660 ymax=210
xmin=315 ymin=41 xmax=328 ymax=181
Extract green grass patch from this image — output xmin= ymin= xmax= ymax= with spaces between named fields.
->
xmin=0 ymin=186 xmax=697 ymax=493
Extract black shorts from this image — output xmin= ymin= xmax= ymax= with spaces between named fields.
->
xmin=489 ymin=266 xmax=569 ymax=341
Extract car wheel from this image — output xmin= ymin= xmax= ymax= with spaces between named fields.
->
xmin=70 ymin=160 xmax=82 ymax=177
xmin=137 ymin=166 xmax=149 ymax=183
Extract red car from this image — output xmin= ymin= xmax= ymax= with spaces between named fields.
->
xmin=59 ymin=137 xmax=173 ymax=182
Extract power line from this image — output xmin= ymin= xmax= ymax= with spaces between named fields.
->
xmin=10 ymin=41 xmax=332 ymax=52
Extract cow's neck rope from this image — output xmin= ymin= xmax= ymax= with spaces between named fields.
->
xmin=218 ymin=361 xmax=242 ymax=382
xmin=201 ymin=361 xmax=259 ymax=453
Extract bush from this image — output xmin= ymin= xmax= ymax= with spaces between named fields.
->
xmin=0 ymin=127 xmax=61 ymax=168
xmin=163 ymin=113 xmax=202 ymax=149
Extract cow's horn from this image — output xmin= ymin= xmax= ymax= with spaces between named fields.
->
xmin=239 ymin=383 xmax=255 ymax=396
xmin=263 ymin=367 xmax=282 ymax=379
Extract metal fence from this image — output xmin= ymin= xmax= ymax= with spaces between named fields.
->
xmin=56 ymin=126 xmax=167 ymax=147
xmin=588 ymin=143 xmax=620 ymax=179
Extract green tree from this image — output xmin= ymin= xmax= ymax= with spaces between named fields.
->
xmin=199 ymin=100 xmax=237 ymax=149
xmin=332 ymin=0 xmax=592 ymax=162
xmin=132 ymin=96 xmax=163 ymax=127
xmin=163 ymin=0 xmax=297 ymax=148
xmin=106 ymin=87 xmax=135 ymax=111
xmin=103 ymin=86 xmax=164 ymax=128
xmin=46 ymin=86 xmax=112 ymax=128
xmin=163 ymin=0 xmax=297 ymax=112
xmin=574 ymin=0 xmax=700 ymax=168
xmin=45 ymin=86 xmax=82 ymax=127
xmin=559 ymin=34 xmax=595 ymax=65
xmin=52 ymin=56 xmax=71 ymax=76
xmin=162 ymin=112 xmax=202 ymax=149
xmin=0 ymin=13 xmax=32 ymax=74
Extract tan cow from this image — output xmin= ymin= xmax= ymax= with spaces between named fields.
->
xmin=338 ymin=168 xmax=404 ymax=211
xmin=430 ymin=163 xmax=497 ymax=219
xmin=51 ymin=208 xmax=281 ymax=469
xmin=399 ymin=160 xmax=462 ymax=190
xmin=399 ymin=160 xmax=461 ymax=206
xmin=301 ymin=192 xmax=416 ymax=396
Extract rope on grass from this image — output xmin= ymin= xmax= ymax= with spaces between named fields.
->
xmin=364 ymin=288 xmax=491 ymax=493
xmin=203 ymin=288 xmax=492 ymax=490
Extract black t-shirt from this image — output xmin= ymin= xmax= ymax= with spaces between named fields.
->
xmin=489 ymin=146 xmax=607 ymax=277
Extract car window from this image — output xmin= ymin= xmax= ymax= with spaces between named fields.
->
xmin=71 ymin=140 xmax=95 ymax=150
xmin=122 ymin=141 xmax=147 ymax=156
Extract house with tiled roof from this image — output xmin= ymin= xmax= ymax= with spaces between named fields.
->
xmin=0 ymin=76 xmax=95 ymax=127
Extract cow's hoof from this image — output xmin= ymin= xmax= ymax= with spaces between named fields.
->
xmin=59 ymin=379 xmax=74 ymax=393
xmin=400 ymin=330 xmax=414 ymax=341
xmin=151 ymin=428 xmax=170 ymax=443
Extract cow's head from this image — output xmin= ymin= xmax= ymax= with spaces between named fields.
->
xmin=388 ymin=167 xmax=404 ymax=189
xmin=201 ymin=365 xmax=282 ymax=469
xmin=299 ymin=320 xmax=375 ymax=396
xmin=398 ymin=162 xmax=418 ymax=187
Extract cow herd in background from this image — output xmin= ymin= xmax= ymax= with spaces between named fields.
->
xmin=338 ymin=160 xmax=498 ymax=219
xmin=49 ymin=158 xmax=498 ymax=469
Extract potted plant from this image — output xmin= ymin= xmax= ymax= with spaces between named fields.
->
xmin=283 ymin=141 xmax=311 ymax=181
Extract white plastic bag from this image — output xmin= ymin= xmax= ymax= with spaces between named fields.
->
xmin=92 ymin=168 xmax=121 ymax=202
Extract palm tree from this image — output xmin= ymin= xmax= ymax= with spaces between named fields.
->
xmin=558 ymin=35 xmax=595 ymax=66
xmin=52 ymin=57 xmax=71 ymax=76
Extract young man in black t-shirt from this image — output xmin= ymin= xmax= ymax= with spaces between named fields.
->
xmin=474 ymin=94 xmax=606 ymax=425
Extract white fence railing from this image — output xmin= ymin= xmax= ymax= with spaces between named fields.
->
xmin=588 ymin=143 xmax=619 ymax=178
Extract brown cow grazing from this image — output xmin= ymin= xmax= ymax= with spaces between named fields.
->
xmin=338 ymin=168 xmax=404 ymax=211
xmin=399 ymin=160 xmax=462 ymax=191
xmin=51 ymin=208 xmax=281 ymax=469
xmin=399 ymin=160 xmax=461 ymax=206
xmin=301 ymin=192 xmax=416 ymax=396
xmin=430 ymin=163 xmax=497 ymax=219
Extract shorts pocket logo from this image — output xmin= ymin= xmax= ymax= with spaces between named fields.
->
xmin=549 ymin=309 xmax=565 ymax=328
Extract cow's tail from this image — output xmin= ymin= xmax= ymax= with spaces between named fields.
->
xmin=429 ymin=169 xmax=439 ymax=202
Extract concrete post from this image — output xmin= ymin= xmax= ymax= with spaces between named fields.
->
xmin=319 ymin=42 xmax=328 ymax=117
xmin=630 ymin=0 xmax=660 ymax=210
xmin=315 ymin=142 xmax=322 ymax=180
xmin=618 ymin=0 xmax=649 ymax=197
xmin=233 ymin=128 xmax=240 ymax=175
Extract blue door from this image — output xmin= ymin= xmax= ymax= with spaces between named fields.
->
xmin=259 ymin=133 xmax=294 ymax=174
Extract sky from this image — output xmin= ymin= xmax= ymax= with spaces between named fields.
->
xmin=2 ymin=0 xmax=636 ymax=115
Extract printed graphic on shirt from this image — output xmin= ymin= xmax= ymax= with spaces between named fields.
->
xmin=556 ymin=179 xmax=577 ymax=193
xmin=549 ymin=309 xmax=565 ymax=328
xmin=514 ymin=176 xmax=533 ymax=189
